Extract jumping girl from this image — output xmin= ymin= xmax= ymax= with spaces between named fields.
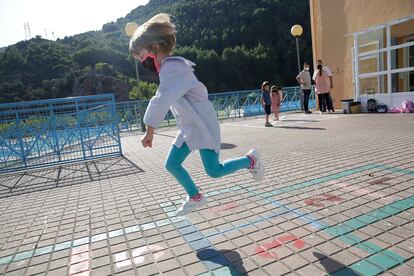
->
xmin=129 ymin=14 xmax=264 ymax=216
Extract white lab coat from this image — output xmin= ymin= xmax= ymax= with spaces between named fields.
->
xmin=143 ymin=56 xmax=221 ymax=153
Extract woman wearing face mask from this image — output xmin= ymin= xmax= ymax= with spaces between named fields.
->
xmin=296 ymin=62 xmax=312 ymax=114
xmin=313 ymin=64 xmax=334 ymax=114
xmin=129 ymin=14 xmax=264 ymax=216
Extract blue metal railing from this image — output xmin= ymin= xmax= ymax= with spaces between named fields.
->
xmin=0 ymin=94 xmax=122 ymax=174
xmin=0 ymin=86 xmax=313 ymax=174
xmin=116 ymin=86 xmax=316 ymax=132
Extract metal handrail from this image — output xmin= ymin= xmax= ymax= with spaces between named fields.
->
xmin=115 ymin=86 xmax=316 ymax=132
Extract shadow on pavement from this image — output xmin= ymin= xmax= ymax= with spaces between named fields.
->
xmin=196 ymin=248 xmax=247 ymax=275
xmin=314 ymin=252 xmax=359 ymax=275
xmin=279 ymin=119 xmax=319 ymax=122
xmin=275 ymin=126 xmax=326 ymax=130
xmin=221 ymin=143 xmax=237 ymax=150
xmin=0 ymin=156 xmax=144 ymax=198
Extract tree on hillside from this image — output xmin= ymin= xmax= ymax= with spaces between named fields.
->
xmin=0 ymin=0 xmax=312 ymax=103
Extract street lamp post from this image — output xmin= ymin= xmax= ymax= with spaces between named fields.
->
xmin=291 ymin=24 xmax=304 ymax=111
xmin=125 ymin=22 xmax=146 ymax=132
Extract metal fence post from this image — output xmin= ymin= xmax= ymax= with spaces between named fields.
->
xmin=237 ymin=93 xmax=240 ymax=118
xmin=76 ymin=100 xmax=87 ymax=160
xmin=49 ymin=103 xmax=62 ymax=162
xmin=139 ymin=100 xmax=146 ymax=132
xmin=111 ymin=94 xmax=123 ymax=156
xmin=15 ymin=112 xmax=27 ymax=168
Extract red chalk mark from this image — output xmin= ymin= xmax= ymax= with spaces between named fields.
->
xmin=329 ymin=180 xmax=394 ymax=204
xmin=69 ymin=245 xmax=90 ymax=276
xmin=209 ymin=202 xmax=238 ymax=212
xmin=69 ymin=261 xmax=89 ymax=275
xmin=367 ymin=177 xmax=391 ymax=185
xmin=255 ymin=235 xmax=305 ymax=259
xmin=133 ymin=244 xmax=165 ymax=265
xmin=71 ymin=244 xmax=89 ymax=255
xmin=304 ymin=193 xmax=344 ymax=207
xmin=115 ymin=245 xmax=166 ymax=269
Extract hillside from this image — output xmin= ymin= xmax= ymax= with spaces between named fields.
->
xmin=0 ymin=0 xmax=312 ymax=103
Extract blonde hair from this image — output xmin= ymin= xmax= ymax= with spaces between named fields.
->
xmin=129 ymin=13 xmax=177 ymax=57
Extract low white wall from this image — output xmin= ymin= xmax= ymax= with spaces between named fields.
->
xmin=357 ymin=92 xmax=414 ymax=112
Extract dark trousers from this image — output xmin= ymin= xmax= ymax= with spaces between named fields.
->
xmin=327 ymin=93 xmax=334 ymax=111
xmin=318 ymin=93 xmax=334 ymax=112
xmin=302 ymin=89 xmax=311 ymax=111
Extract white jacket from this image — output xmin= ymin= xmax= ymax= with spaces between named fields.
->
xmin=143 ymin=56 xmax=221 ymax=153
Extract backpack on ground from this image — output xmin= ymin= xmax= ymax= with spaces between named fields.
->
xmin=376 ymin=103 xmax=388 ymax=113
xmin=367 ymin=99 xmax=377 ymax=113
xmin=402 ymin=100 xmax=414 ymax=113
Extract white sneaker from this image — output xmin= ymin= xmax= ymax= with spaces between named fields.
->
xmin=246 ymin=149 xmax=264 ymax=180
xmin=319 ymin=111 xmax=322 ymax=114
xmin=175 ymin=194 xmax=207 ymax=216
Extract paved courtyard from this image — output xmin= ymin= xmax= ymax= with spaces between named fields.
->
xmin=0 ymin=112 xmax=413 ymax=276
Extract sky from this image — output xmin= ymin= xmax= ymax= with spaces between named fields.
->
xmin=0 ymin=0 xmax=149 ymax=48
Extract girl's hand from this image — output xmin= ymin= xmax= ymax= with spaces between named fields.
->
xmin=141 ymin=133 xmax=153 ymax=148
xmin=141 ymin=126 xmax=155 ymax=148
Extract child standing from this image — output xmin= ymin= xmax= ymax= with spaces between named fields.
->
xmin=261 ymin=81 xmax=273 ymax=127
xmin=271 ymin=85 xmax=282 ymax=121
xmin=129 ymin=14 xmax=264 ymax=216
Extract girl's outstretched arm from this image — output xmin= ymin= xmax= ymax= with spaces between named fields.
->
xmin=141 ymin=126 xmax=155 ymax=148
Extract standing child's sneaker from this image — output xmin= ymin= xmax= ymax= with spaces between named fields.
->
xmin=246 ymin=149 xmax=264 ymax=180
xmin=176 ymin=193 xmax=207 ymax=216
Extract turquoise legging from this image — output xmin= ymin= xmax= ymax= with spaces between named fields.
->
xmin=165 ymin=143 xmax=250 ymax=197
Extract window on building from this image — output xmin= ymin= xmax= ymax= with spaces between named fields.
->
xmin=355 ymin=17 xmax=414 ymax=96
xmin=360 ymin=75 xmax=388 ymax=95
xmin=391 ymin=46 xmax=414 ymax=70
xmin=391 ymin=18 xmax=414 ymax=46
xmin=358 ymin=52 xmax=387 ymax=74
xmin=357 ymin=27 xmax=386 ymax=53
xmin=391 ymin=71 xmax=414 ymax=92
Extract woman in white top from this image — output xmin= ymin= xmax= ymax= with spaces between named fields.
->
xmin=313 ymin=65 xmax=334 ymax=113
xmin=129 ymin=14 xmax=264 ymax=216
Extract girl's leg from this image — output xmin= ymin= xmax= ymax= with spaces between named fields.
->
xmin=165 ymin=143 xmax=199 ymax=197
xmin=199 ymin=149 xmax=250 ymax=178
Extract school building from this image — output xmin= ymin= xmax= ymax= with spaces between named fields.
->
xmin=309 ymin=0 xmax=414 ymax=110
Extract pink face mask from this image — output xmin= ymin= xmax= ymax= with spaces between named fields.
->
xmin=141 ymin=52 xmax=160 ymax=73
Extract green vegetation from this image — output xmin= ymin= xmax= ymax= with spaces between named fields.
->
xmin=0 ymin=0 xmax=312 ymax=104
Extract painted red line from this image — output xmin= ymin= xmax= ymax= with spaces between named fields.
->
xmin=330 ymin=180 xmax=394 ymax=204
xmin=293 ymin=239 xmax=305 ymax=249
xmin=255 ymin=235 xmax=306 ymax=259
xmin=255 ymin=241 xmax=281 ymax=258
xmin=69 ymin=260 xmax=89 ymax=275
xmin=368 ymin=177 xmax=392 ymax=185
xmin=322 ymin=193 xmax=343 ymax=202
xmin=304 ymin=197 xmax=325 ymax=207
xmin=277 ymin=235 xmax=297 ymax=243
xmin=305 ymin=193 xmax=344 ymax=207
xmin=210 ymin=202 xmax=238 ymax=212
xmin=276 ymin=235 xmax=305 ymax=249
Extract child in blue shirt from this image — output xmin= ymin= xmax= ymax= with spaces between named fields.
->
xmin=261 ymin=81 xmax=273 ymax=127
